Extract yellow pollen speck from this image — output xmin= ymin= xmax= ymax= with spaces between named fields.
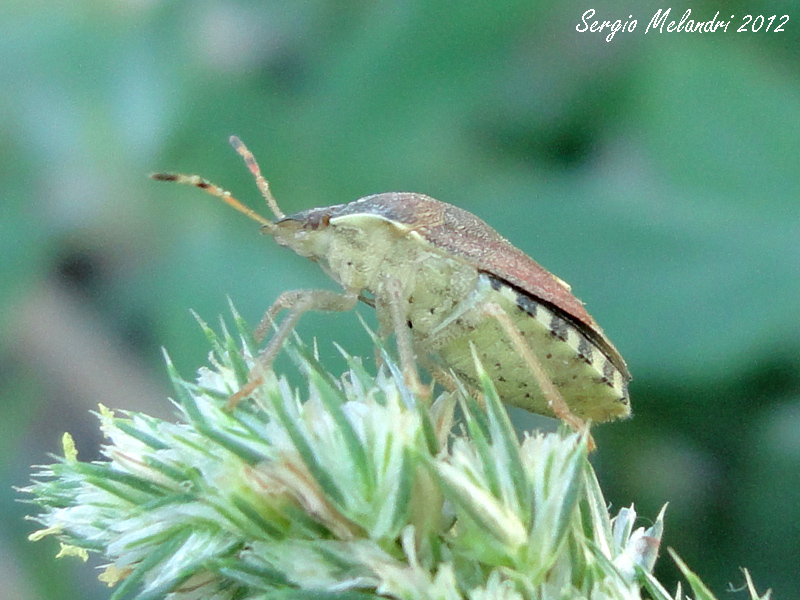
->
xmin=56 ymin=543 xmax=88 ymax=562
xmin=99 ymin=564 xmax=133 ymax=587
xmin=28 ymin=524 xmax=63 ymax=542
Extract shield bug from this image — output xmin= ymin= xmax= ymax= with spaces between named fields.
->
xmin=152 ymin=137 xmax=631 ymax=431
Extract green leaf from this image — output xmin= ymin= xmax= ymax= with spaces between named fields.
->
xmin=108 ymin=529 xmax=192 ymax=600
xmin=639 ymin=568 xmax=677 ymax=600
xmin=670 ymin=548 xmax=718 ymax=600
xmin=479 ymin=367 xmax=530 ymax=522
xmin=22 ymin=304 xmax=754 ymax=598
xmin=302 ymin=353 xmax=374 ymax=498
xmin=267 ymin=385 xmax=346 ymax=507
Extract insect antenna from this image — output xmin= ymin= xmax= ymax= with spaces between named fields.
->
xmin=150 ymin=172 xmax=276 ymax=231
xmin=229 ymin=135 xmax=285 ymax=220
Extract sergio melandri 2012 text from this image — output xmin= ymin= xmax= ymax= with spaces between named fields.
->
xmin=576 ymin=8 xmax=789 ymax=42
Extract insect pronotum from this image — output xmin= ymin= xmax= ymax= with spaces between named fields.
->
xmin=152 ymin=136 xmax=631 ymax=436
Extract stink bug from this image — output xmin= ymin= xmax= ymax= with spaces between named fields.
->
xmin=153 ymin=136 xmax=631 ymax=431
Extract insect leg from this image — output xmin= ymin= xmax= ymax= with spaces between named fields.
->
xmin=257 ymin=289 xmax=359 ymax=361
xmin=254 ymin=290 xmax=311 ymax=342
xmin=372 ymin=307 xmax=395 ymax=371
xmin=422 ymin=358 xmax=489 ymax=407
xmin=483 ymin=302 xmax=595 ymax=448
xmin=380 ymin=277 xmax=432 ymax=402
xmin=227 ymin=289 xmax=358 ymax=409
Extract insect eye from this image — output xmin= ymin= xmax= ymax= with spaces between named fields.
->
xmin=305 ymin=213 xmax=331 ymax=230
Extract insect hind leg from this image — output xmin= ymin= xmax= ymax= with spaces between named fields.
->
xmin=483 ymin=302 xmax=595 ymax=449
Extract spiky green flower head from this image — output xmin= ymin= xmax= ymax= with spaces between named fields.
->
xmin=22 ymin=308 xmax=769 ymax=600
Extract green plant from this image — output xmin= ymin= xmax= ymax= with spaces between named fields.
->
xmin=22 ymin=308 xmax=769 ymax=599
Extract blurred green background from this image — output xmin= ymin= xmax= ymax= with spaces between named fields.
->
xmin=2 ymin=0 xmax=799 ymax=597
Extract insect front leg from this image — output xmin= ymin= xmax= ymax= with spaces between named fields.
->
xmin=227 ymin=289 xmax=359 ymax=408
xmin=483 ymin=302 xmax=595 ymax=449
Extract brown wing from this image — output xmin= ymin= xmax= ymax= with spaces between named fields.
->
xmin=337 ymin=192 xmax=630 ymax=378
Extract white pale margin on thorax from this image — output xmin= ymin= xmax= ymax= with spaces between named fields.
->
xmin=330 ymin=213 xmax=411 ymax=231
xmin=492 ymin=278 xmax=625 ymax=397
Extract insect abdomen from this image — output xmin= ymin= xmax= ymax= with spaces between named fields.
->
xmin=434 ymin=274 xmax=631 ymax=422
